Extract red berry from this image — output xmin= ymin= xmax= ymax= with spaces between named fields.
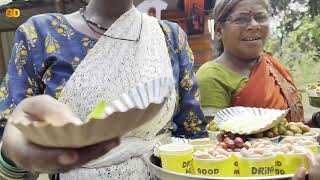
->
xmin=234 ymin=137 xmax=244 ymax=148
xmin=223 ymin=137 xmax=231 ymax=144
xmin=226 ymin=140 xmax=236 ymax=150
xmin=217 ymin=133 xmax=224 ymax=142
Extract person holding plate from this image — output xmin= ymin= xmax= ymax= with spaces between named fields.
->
xmin=0 ymin=0 xmax=207 ymax=179
xmin=196 ymin=0 xmax=304 ymax=122
xmin=293 ymin=150 xmax=320 ymax=180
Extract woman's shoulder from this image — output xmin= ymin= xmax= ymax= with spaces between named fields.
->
xmin=197 ymin=61 xmax=248 ymax=85
xmin=159 ymin=20 xmax=181 ymax=34
xmin=197 ymin=61 xmax=230 ymax=77
xmin=262 ymin=53 xmax=295 ymax=84
xmin=17 ymin=13 xmax=64 ymax=34
xmin=159 ymin=20 xmax=185 ymax=47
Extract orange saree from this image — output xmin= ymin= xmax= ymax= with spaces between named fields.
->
xmin=231 ymin=53 xmax=304 ymax=122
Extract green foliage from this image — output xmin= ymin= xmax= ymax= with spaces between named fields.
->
xmin=265 ymin=16 xmax=320 ymax=88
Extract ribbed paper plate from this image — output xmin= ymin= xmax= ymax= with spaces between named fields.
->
xmin=214 ymin=107 xmax=289 ymax=135
xmin=11 ymin=77 xmax=174 ymax=148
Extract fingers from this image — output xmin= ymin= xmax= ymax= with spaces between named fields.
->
xmin=74 ymin=138 xmax=120 ymax=166
xmin=16 ymin=95 xmax=82 ymax=125
xmin=292 ymin=168 xmax=306 ymax=180
xmin=2 ymin=125 xmax=70 ymax=173
xmin=303 ymin=152 xmax=320 ymax=180
xmin=18 ymin=144 xmax=78 ymax=173
xmin=3 ymin=124 xmax=120 ymax=173
xmin=23 ymin=138 xmax=120 ymax=173
xmin=305 ymin=149 xmax=319 ymax=167
xmin=308 ymin=155 xmax=320 ymax=180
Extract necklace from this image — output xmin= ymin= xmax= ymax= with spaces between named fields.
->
xmin=79 ymin=6 xmax=143 ymax=42
xmin=80 ymin=6 xmax=109 ymax=31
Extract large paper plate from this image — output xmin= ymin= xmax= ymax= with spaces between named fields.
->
xmin=214 ymin=107 xmax=289 ymax=135
xmin=10 ymin=77 xmax=174 ymax=148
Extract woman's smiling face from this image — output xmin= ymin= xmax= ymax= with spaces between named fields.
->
xmin=218 ymin=0 xmax=270 ymax=60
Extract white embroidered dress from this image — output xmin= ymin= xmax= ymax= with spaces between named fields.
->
xmin=58 ymin=7 xmax=176 ymax=180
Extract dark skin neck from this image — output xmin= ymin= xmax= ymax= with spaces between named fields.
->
xmin=215 ymin=52 xmax=260 ymax=78
xmin=64 ymin=0 xmax=134 ymax=40
xmin=86 ymin=0 xmax=134 ymax=24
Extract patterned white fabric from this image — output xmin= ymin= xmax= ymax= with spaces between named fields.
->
xmin=58 ymin=7 xmax=175 ymax=180
xmin=61 ymin=157 xmax=151 ymax=180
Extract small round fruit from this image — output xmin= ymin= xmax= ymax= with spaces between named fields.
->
xmin=272 ymin=126 xmax=279 ymax=136
xmin=284 ymin=130 xmax=294 ymax=136
xmin=300 ymin=125 xmax=311 ymax=133
xmin=278 ymin=126 xmax=287 ymax=135
xmin=226 ymin=140 xmax=236 ymax=150
xmin=234 ymin=137 xmax=244 ymax=148
xmin=223 ymin=137 xmax=231 ymax=144
xmin=217 ymin=133 xmax=225 ymax=142
xmin=227 ymin=132 xmax=236 ymax=140
xmin=264 ymin=131 xmax=274 ymax=138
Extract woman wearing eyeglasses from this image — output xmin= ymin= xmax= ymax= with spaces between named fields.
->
xmin=196 ymin=0 xmax=304 ymax=122
xmin=0 ymin=0 xmax=207 ymax=179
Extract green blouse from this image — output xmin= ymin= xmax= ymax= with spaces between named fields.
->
xmin=196 ymin=62 xmax=249 ymax=108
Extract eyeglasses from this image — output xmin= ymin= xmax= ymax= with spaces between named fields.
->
xmin=225 ymin=12 xmax=271 ymax=26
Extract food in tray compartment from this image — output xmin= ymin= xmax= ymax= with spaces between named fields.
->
xmin=239 ymin=148 xmax=273 ymax=158
xmin=189 ymin=138 xmax=215 ymax=151
xmin=216 ymin=132 xmax=249 ymax=151
xmin=207 ymin=121 xmax=219 ymax=131
xmin=192 ymin=148 xmax=235 ymax=177
xmin=250 ymin=119 xmax=312 ymax=138
xmin=247 ymin=139 xmax=276 ymax=149
xmin=237 ymin=148 xmax=276 ymax=177
xmin=303 ymin=131 xmax=318 ymax=137
xmin=193 ymin=148 xmax=230 ymax=160
xmin=280 ymin=137 xmax=318 ymax=147
xmin=189 ymin=138 xmax=212 ymax=145
xmin=270 ymin=144 xmax=305 ymax=155
xmin=280 ymin=137 xmax=319 ymax=155
xmin=158 ymin=143 xmax=194 ymax=174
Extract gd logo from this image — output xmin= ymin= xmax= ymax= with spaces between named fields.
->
xmin=5 ymin=8 xmax=21 ymax=18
